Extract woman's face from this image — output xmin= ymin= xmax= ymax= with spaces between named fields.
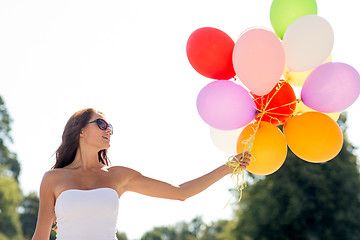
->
xmin=80 ymin=113 xmax=112 ymax=150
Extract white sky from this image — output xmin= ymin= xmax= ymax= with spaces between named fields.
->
xmin=0 ymin=1 xmax=359 ymax=239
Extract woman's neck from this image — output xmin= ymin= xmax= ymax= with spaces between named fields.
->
xmin=69 ymin=146 xmax=103 ymax=170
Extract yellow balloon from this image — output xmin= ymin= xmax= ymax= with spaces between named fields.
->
xmin=237 ymin=121 xmax=287 ymax=175
xmin=294 ymin=101 xmax=340 ymax=121
xmin=326 ymin=112 xmax=341 ymax=122
xmin=284 ymin=112 xmax=343 ymax=163
xmin=283 ymin=55 xmax=332 ymax=87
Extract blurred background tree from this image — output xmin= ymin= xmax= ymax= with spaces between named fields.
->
xmin=0 ymin=96 xmax=24 ymax=239
xmin=140 ymin=216 xmax=230 ymax=240
xmin=0 ymin=170 xmax=23 ymax=240
xmin=141 ymin=216 xmax=203 ymax=240
xmin=20 ymin=192 xmax=40 ymax=239
xmin=116 ymin=231 xmax=129 ymax=240
xmin=0 ymin=97 xmax=20 ymax=182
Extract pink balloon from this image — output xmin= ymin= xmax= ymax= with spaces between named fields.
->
xmin=197 ymin=81 xmax=256 ymax=130
xmin=233 ymin=27 xmax=285 ymax=96
xmin=301 ymin=62 xmax=360 ymax=113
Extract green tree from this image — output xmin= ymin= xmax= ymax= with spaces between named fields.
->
xmin=141 ymin=226 xmax=177 ymax=240
xmin=20 ymin=192 xmax=39 ymax=239
xmin=0 ymin=171 xmax=24 ymax=240
xmin=141 ymin=216 xmax=230 ymax=240
xmin=0 ymin=96 xmax=24 ymax=239
xmin=200 ymin=219 xmax=229 ymax=240
xmin=116 ymin=231 xmax=128 ymax=240
xmin=224 ymin=114 xmax=360 ymax=240
xmin=0 ymin=96 xmax=20 ymax=181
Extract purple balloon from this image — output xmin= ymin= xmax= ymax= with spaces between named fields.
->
xmin=197 ymin=81 xmax=256 ymax=130
xmin=301 ymin=62 xmax=360 ymax=113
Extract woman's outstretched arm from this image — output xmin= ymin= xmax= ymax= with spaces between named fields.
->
xmin=120 ymin=152 xmax=250 ymax=201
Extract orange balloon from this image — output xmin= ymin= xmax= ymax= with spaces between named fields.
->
xmin=237 ymin=121 xmax=287 ymax=175
xmin=284 ymin=112 xmax=343 ymax=163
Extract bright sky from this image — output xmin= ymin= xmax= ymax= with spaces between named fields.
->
xmin=0 ymin=1 xmax=359 ymax=239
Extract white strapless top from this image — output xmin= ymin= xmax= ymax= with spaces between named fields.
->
xmin=54 ymin=188 xmax=119 ymax=240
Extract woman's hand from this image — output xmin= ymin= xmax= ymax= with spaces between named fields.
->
xmin=227 ymin=151 xmax=251 ymax=173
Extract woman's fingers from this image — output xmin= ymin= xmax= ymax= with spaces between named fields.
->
xmin=234 ymin=151 xmax=251 ymax=161
xmin=243 ymin=151 xmax=252 ymax=159
xmin=232 ymin=151 xmax=252 ymax=170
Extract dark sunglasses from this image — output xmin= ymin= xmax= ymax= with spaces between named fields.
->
xmin=88 ymin=118 xmax=113 ymax=135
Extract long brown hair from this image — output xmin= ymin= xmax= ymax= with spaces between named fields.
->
xmin=52 ymin=108 xmax=110 ymax=169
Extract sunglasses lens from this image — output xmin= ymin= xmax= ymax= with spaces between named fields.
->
xmin=91 ymin=118 xmax=113 ymax=134
xmin=97 ymin=119 xmax=107 ymax=130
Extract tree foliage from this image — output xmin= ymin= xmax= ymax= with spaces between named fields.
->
xmin=141 ymin=218 xmax=199 ymax=240
xmin=140 ymin=216 xmax=229 ymax=240
xmin=20 ymin=192 xmax=40 ymax=239
xmin=224 ymin=113 xmax=360 ymax=240
xmin=0 ymin=96 xmax=20 ymax=181
xmin=0 ymin=171 xmax=24 ymax=240
xmin=200 ymin=219 xmax=230 ymax=240
xmin=116 ymin=231 xmax=129 ymax=240
xmin=0 ymin=96 xmax=24 ymax=239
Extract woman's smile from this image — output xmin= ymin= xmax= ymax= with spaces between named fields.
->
xmin=102 ymin=135 xmax=110 ymax=142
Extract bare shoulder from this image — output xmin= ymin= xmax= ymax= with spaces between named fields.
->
xmin=107 ymin=165 xmax=139 ymax=174
xmin=106 ymin=165 xmax=142 ymax=184
xmin=41 ymin=169 xmax=57 ymax=185
xmin=41 ymin=168 xmax=65 ymax=183
xmin=40 ymin=169 xmax=68 ymax=193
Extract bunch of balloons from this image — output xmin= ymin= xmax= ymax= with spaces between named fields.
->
xmin=186 ymin=0 xmax=360 ymax=177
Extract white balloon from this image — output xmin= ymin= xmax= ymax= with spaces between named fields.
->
xmin=209 ymin=127 xmax=243 ymax=154
xmin=282 ymin=15 xmax=334 ymax=72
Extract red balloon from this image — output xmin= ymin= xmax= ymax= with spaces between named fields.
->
xmin=252 ymin=80 xmax=296 ymax=126
xmin=186 ymin=27 xmax=235 ymax=80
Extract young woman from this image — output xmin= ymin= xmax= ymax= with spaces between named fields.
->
xmin=32 ymin=108 xmax=250 ymax=240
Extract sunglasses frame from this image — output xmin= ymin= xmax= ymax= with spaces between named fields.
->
xmin=88 ymin=118 xmax=113 ymax=135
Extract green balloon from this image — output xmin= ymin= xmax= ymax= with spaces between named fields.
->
xmin=270 ymin=0 xmax=317 ymax=39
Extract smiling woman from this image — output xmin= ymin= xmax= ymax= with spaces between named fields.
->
xmin=52 ymin=108 xmax=111 ymax=168
xmin=31 ymin=108 xmax=251 ymax=240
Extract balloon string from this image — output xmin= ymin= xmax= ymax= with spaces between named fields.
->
xmin=224 ymin=159 xmax=246 ymax=208
xmin=225 ymin=70 xmax=293 ymax=205
xmin=225 ymin=114 xmax=262 ymax=207
xmin=263 ymin=101 xmax=297 ymax=114
xmin=284 ymin=69 xmax=292 ymax=83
